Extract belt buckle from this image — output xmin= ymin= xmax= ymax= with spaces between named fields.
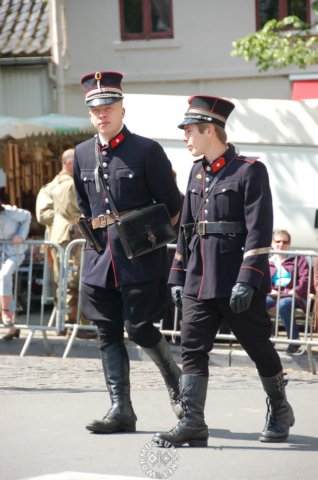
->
xmin=228 ymin=232 xmax=236 ymax=238
xmin=98 ymin=214 xmax=107 ymax=228
xmin=197 ymin=221 xmax=206 ymax=236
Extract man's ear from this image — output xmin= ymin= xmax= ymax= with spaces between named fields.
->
xmin=122 ymin=107 xmax=125 ymax=119
xmin=206 ymin=124 xmax=216 ymax=137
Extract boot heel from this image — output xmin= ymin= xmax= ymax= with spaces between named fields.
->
xmin=124 ymin=422 xmax=137 ymax=432
xmin=188 ymin=439 xmax=208 ymax=447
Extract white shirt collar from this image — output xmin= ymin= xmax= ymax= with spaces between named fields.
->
xmin=98 ymin=124 xmax=124 ymax=147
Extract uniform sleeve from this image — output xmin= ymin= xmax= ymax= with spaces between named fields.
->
xmin=73 ymin=147 xmax=92 ymax=217
xmin=236 ymin=161 xmax=273 ymax=290
xmin=144 ymin=141 xmax=181 ymax=218
xmin=168 ymin=167 xmax=195 ymax=286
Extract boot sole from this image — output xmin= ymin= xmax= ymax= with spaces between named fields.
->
xmin=152 ymin=436 xmax=208 ymax=448
xmin=86 ymin=423 xmax=136 ymax=434
xmin=259 ymin=417 xmax=295 ymax=443
xmin=259 ymin=434 xmax=288 ymax=443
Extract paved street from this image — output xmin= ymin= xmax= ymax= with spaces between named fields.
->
xmin=1 ymin=349 xmax=318 ymax=480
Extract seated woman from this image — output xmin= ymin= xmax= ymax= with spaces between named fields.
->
xmin=0 ymin=196 xmax=31 ymax=341
xmin=312 ymin=256 xmax=318 ymax=335
xmin=266 ymin=229 xmax=309 ymax=354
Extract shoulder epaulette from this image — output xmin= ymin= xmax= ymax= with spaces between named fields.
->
xmin=236 ymin=155 xmax=259 ymax=164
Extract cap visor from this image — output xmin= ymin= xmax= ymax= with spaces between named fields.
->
xmin=86 ymin=97 xmax=123 ymax=107
xmin=178 ymin=118 xmax=206 ymax=129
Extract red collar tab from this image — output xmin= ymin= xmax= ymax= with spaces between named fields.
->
xmin=211 ymin=157 xmax=226 ymax=173
xmin=110 ymin=132 xmax=125 ymax=149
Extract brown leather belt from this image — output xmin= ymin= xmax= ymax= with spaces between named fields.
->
xmin=91 ymin=210 xmax=133 ymax=230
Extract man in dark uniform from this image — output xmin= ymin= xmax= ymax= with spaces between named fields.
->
xmin=73 ymin=71 xmax=182 ymax=433
xmin=152 ymin=95 xmax=295 ymax=447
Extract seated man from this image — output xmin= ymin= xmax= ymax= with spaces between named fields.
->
xmin=266 ymin=229 xmax=309 ymax=354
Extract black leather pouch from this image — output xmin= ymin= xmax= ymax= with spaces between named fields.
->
xmin=115 ymin=203 xmax=176 ymax=259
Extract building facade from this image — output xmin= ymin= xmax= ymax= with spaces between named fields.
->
xmin=1 ymin=0 xmax=318 ymax=117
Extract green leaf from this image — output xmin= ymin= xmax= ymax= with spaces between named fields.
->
xmin=231 ymin=15 xmax=318 ymax=72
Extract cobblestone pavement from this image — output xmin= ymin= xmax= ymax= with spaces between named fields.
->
xmin=1 ymin=355 xmax=318 ymax=393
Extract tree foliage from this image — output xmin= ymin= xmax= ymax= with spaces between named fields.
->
xmin=231 ymin=2 xmax=318 ymax=72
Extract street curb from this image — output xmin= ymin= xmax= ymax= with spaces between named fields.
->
xmin=127 ymin=342 xmax=317 ymax=372
xmin=0 ymin=333 xmax=317 ymax=372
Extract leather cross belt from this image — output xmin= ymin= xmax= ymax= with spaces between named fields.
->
xmin=91 ymin=210 xmax=133 ymax=230
xmin=182 ymin=221 xmax=246 ymax=237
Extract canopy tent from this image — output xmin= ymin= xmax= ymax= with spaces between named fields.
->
xmin=0 ymin=114 xmax=93 ymax=209
xmin=0 ymin=116 xmax=54 ymax=139
xmin=25 ymin=113 xmax=93 ymax=134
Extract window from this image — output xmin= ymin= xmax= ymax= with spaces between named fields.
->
xmin=256 ymin=0 xmax=311 ymax=29
xmin=119 ymin=0 xmax=173 ymax=40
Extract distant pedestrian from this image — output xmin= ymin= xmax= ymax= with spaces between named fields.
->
xmin=36 ymin=149 xmax=92 ymax=338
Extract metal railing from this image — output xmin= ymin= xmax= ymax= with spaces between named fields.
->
xmin=1 ymin=239 xmax=317 ymax=372
xmin=0 ymin=239 xmax=64 ymax=355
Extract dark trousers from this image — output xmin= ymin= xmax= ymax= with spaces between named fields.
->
xmin=181 ymin=294 xmax=282 ymax=377
xmin=81 ymin=277 xmax=168 ymax=349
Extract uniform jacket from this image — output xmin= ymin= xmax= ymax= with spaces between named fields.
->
xmin=268 ymin=254 xmax=309 ymax=307
xmin=169 ymin=143 xmax=273 ymax=299
xmin=0 ymin=205 xmax=31 ymax=256
xmin=36 ymin=170 xmax=81 ymax=244
xmin=73 ymin=125 xmax=181 ymax=288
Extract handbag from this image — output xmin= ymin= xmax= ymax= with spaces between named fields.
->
xmin=94 ymin=140 xmax=176 ymax=259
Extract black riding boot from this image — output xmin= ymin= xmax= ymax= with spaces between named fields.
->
xmin=86 ymin=341 xmax=137 ymax=433
xmin=152 ymin=374 xmax=209 ymax=447
xmin=259 ymin=371 xmax=295 ymax=442
xmin=143 ymin=336 xmax=183 ymax=418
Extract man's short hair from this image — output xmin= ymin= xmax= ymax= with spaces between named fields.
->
xmin=197 ymin=123 xmax=227 ymax=143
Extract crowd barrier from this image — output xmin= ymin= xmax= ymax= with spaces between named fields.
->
xmin=0 ymin=239 xmax=64 ymax=355
xmin=1 ymin=238 xmax=318 ymax=372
